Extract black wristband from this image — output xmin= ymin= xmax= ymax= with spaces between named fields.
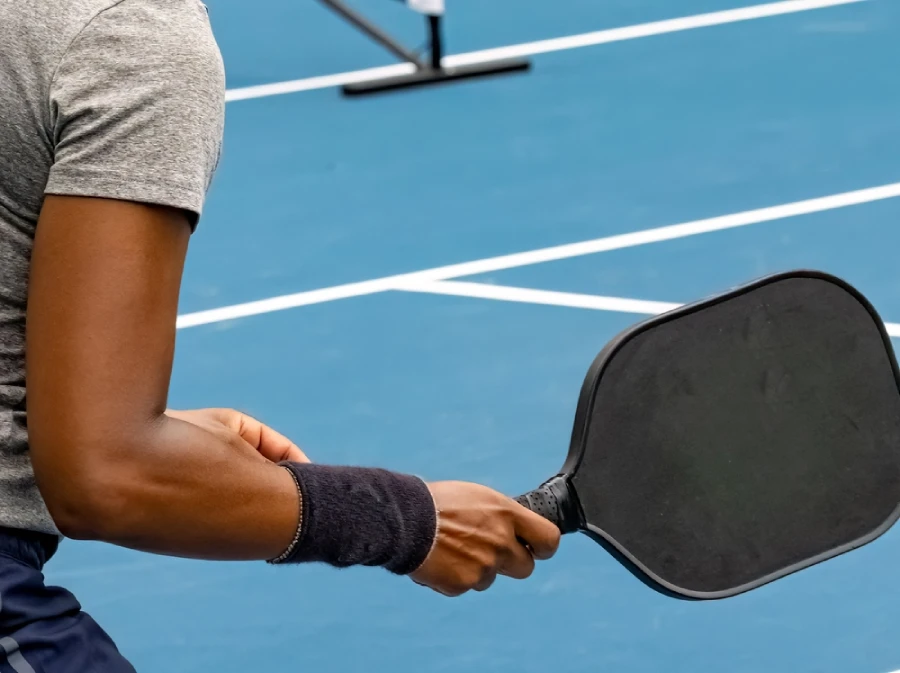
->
xmin=270 ymin=463 xmax=438 ymax=575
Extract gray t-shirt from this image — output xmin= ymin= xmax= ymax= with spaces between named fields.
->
xmin=0 ymin=0 xmax=226 ymax=534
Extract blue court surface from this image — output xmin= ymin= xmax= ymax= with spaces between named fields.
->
xmin=41 ymin=0 xmax=900 ymax=671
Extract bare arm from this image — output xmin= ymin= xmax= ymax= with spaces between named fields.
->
xmin=25 ymin=4 xmax=560 ymax=584
xmin=21 ymin=0 xmax=554 ymax=588
xmin=26 ymin=195 xmax=561 ymax=593
xmin=26 ymin=195 xmax=299 ymax=560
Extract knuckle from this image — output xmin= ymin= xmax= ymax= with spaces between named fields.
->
xmin=547 ymin=531 xmax=562 ymax=554
xmin=460 ymin=569 xmax=483 ymax=589
xmin=492 ymin=525 xmax=516 ymax=549
xmin=508 ymin=558 xmax=534 ymax=580
xmin=474 ymin=551 xmax=499 ymax=574
xmin=532 ymin=531 xmax=560 ymax=559
xmin=475 ymin=574 xmax=497 ymax=592
xmin=224 ymin=429 xmax=249 ymax=451
xmin=423 ymin=577 xmax=465 ymax=598
xmin=520 ymin=558 xmax=536 ymax=579
xmin=448 ymin=583 xmax=469 ymax=598
xmin=212 ymin=407 xmax=239 ymax=425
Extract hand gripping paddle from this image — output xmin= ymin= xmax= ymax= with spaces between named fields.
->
xmin=515 ymin=270 xmax=900 ymax=599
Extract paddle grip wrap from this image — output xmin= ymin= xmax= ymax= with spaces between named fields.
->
xmin=270 ymin=463 xmax=438 ymax=575
xmin=515 ymin=475 xmax=582 ymax=534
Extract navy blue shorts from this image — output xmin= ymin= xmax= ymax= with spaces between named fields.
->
xmin=0 ymin=527 xmax=135 ymax=673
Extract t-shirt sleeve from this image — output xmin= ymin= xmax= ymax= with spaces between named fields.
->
xmin=45 ymin=0 xmax=226 ymax=227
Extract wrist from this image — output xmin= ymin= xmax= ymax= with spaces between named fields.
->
xmin=268 ymin=465 xmax=304 ymax=564
xmin=269 ymin=463 xmax=438 ymax=575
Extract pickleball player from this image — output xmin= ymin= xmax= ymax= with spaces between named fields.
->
xmin=0 ymin=2 xmax=560 ymax=670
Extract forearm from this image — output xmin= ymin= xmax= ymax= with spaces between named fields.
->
xmin=57 ymin=414 xmax=299 ymax=561
xmin=25 ymin=198 xmax=438 ymax=571
xmin=48 ymin=415 xmax=437 ymax=573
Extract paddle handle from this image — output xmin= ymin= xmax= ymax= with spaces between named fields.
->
xmin=514 ymin=475 xmax=582 ymax=535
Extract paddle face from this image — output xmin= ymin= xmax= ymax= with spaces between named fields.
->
xmin=526 ymin=271 xmax=900 ymax=599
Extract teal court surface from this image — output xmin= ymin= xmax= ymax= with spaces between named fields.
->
xmin=42 ymin=0 xmax=900 ymax=671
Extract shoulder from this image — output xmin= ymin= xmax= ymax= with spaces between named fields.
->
xmin=46 ymin=0 xmax=226 ymax=224
xmin=7 ymin=0 xmax=222 ymax=77
xmin=65 ymin=0 xmax=225 ymax=91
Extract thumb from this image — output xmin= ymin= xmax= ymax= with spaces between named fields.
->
xmin=227 ymin=411 xmax=312 ymax=464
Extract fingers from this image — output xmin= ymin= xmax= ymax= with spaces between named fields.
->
xmin=418 ymin=542 xmax=536 ymax=598
xmin=499 ymin=538 xmax=537 ymax=580
xmin=409 ymin=483 xmax=564 ymax=600
xmin=474 ymin=569 xmax=498 ymax=592
xmin=255 ymin=422 xmax=310 ymax=463
xmin=216 ymin=409 xmax=310 ymax=464
xmin=168 ymin=408 xmax=311 ymax=464
xmin=511 ymin=506 xmax=562 ymax=561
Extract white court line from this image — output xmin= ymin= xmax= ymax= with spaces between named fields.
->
xmin=396 ymin=280 xmax=683 ymax=316
xmin=398 ymin=280 xmax=900 ymax=338
xmin=403 ymin=182 xmax=900 ymax=283
xmin=176 ymin=181 xmax=900 ymax=329
xmin=224 ymin=0 xmax=864 ymax=102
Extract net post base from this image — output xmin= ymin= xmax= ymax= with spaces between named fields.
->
xmin=341 ymin=59 xmax=531 ymax=97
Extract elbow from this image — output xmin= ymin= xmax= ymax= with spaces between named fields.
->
xmin=34 ymin=441 xmax=138 ymax=543
xmin=49 ymin=503 xmax=101 ymax=542
xmin=43 ymin=473 xmax=133 ymax=542
xmin=46 ymin=485 xmax=123 ymax=542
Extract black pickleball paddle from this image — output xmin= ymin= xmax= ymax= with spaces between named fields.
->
xmin=515 ymin=270 xmax=900 ymax=599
